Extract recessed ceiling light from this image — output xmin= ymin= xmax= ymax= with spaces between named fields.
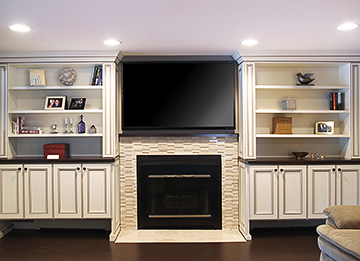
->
xmin=103 ymin=39 xmax=121 ymax=46
xmin=241 ymin=39 xmax=258 ymax=46
xmin=9 ymin=24 xmax=32 ymax=32
xmin=337 ymin=22 xmax=358 ymax=31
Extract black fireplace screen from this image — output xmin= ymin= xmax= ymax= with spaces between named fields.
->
xmin=137 ymin=155 xmax=222 ymax=229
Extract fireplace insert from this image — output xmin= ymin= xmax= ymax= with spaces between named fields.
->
xmin=137 ymin=155 xmax=222 ymax=229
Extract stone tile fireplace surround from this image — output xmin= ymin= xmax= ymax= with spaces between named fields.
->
xmin=119 ymin=135 xmax=239 ymax=231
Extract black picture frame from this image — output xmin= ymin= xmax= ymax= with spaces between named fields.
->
xmin=69 ymin=98 xmax=86 ymax=110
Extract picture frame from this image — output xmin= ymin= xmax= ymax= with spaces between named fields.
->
xmin=44 ymin=96 xmax=66 ymax=110
xmin=315 ymin=121 xmax=334 ymax=135
xmin=29 ymin=69 xmax=46 ymax=86
xmin=69 ymin=98 xmax=86 ymax=110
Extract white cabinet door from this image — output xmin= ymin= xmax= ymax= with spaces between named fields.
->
xmin=0 ymin=65 xmax=6 ymax=158
xmin=0 ymin=165 xmax=23 ymax=218
xmin=278 ymin=165 xmax=307 ymax=219
xmin=307 ymin=165 xmax=336 ymax=218
xmin=24 ymin=164 xmax=52 ymax=218
xmin=82 ymin=164 xmax=111 ymax=218
xmin=249 ymin=165 xmax=278 ymax=219
xmin=336 ymin=165 xmax=360 ymax=205
xmin=53 ymin=164 xmax=82 ymax=218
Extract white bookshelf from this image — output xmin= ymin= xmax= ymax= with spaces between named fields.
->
xmin=6 ymin=61 xmax=116 ymax=158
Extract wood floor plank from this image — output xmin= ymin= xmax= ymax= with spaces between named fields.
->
xmin=0 ymin=228 xmax=320 ymax=261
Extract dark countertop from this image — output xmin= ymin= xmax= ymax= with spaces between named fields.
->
xmin=0 ymin=156 xmax=116 ymax=164
xmin=241 ymin=157 xmax=360 ymax=165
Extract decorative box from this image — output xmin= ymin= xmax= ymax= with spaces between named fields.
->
xmin=44 ymin=143 xmax=69 ymax=159
xmin=273 ymin=117 xmax=292 ymax=134
xmin=281 ymin=97 xmax=296 ymax=110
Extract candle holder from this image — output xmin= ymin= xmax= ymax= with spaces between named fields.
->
xmin=64 ymin=118 xmax=68 ymax=134
xmin=69 ymin=118 xmax=74 ymax=134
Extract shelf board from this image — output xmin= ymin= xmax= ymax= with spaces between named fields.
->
xmin=256 ymin=134 xmax=350 ymax=138
xmin=256 ymin=109 xmax=350 ymax=114
xmin=255 ymin=85 xmax=349 ymax=90
xmin=9 ymin=109 xmax=103 ymax=114
xmin=9 ymin=133 xmax=103 ymax=138
xmin=9 ymin=86 xmax=102 ymax=91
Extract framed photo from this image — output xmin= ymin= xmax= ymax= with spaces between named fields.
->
xmin=44 ymin=96 xmax=66 ymax=110
xmin=69 ymin=98 xmax=86 ymax=110
xmin=30 ymin=69 xmax=46 ymax=86
xmin=315 ymin=121 xmax=334 ymax=135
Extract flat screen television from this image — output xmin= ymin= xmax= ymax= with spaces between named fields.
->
xmin=121 ymin=57 xmax=236 ymax=133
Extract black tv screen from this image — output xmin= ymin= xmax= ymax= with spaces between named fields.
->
xmin=121 ymin=59 xmax=236 ymax=132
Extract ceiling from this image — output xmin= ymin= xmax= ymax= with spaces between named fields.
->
xmin=1 ymin=0 xmax=360 ymax=56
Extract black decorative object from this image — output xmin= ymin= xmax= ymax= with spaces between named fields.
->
xmin=296 ymin=72 xmax=315 ymax=85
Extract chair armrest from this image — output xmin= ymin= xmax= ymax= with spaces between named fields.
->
xmin=324 ymin=205 xmax=360 ymax=229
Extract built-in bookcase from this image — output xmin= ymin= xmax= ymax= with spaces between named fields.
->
xmin=4 ymin=57 xmax=118 ymax=158
xmin=236 ymin=56 xmax=359 ymax=159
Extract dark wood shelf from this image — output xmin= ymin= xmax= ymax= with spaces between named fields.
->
xmin=241 ymin=157 xmax=360 ymax=165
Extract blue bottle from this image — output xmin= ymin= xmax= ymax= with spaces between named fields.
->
xmin=78 ymin=115 xmax=86 ymax=134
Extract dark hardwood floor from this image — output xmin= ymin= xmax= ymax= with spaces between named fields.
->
xmin=0 ymin=227 xmax=320 ymax=261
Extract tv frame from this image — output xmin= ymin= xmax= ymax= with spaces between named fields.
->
xmin=120 ymin=55 xmax=238 ymax=135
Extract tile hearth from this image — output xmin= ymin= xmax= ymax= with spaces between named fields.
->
xmin=115 ymin=230 xmax=246 ymax=243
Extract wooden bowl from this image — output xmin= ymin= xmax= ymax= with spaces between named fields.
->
xmin=292 ymin=152 xmax=308 ymax=160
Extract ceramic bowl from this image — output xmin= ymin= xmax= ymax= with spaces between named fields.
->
xmin=292 ymin=152 xmax=308 ymax=160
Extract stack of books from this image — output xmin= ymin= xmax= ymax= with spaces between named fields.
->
xmin=329 ymin=92 xmax=345 ymax=110
xmin=12 ymin=116 xmax=43 ymax=134
xmin=91 ymin=65 xmax=102 ymax=86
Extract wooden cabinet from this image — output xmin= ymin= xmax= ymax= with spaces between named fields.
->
xmin=24 ymin=164 xmax=53 ymax=218
xmin=249 ymin=165 xmax=306 ymax=220
xmin=336 ymin=164 xmax=360 ymax=205
xmin=307 ymin=165 xmax=336 ymax=218
xmin=0 ymin=165 xmax=23 ymax=219
xmin=54 ymin=163 xmax=111 ymax=219
xmin=53 ymin=164 xmax=81 ymax=218
xmin=82 ymin=164 xmax=111 ymax=218
xmin=0 ymin=65 xmax=6 ymax=158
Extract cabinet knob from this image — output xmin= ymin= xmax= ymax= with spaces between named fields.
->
xmin=280 ymin=169 xmax=284 ymax=172
xmin=274 ymin=169 xmax=278 ymax=172
xmin=77 ymin=167 xmax=80 ymax=171
xmin=338 ymin=168 xmax=342 ymax=172
xmin=332 ymin=168 xmax=336 ymax=172
xmin=83 ymin=167 xmax=86 ymax=171
xmin=24 ymin=167 xmax=28 ymax=171
xmin=18 ymin=167 xmax=21 ymax=171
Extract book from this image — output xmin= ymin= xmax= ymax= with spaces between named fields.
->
xmin=329 ymin=92 xmax=345 ymax=110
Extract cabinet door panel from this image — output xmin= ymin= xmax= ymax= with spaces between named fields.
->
xmin=307 ymin=165 xmax=335 ymax=218
xmin=0 ymin=165 xmax=23 ymax=218
xmin=53 ymin=164 xmax=81 ymax=218
xmin=250 ymin=165 xmax=278 ymax=219
xmin=336 ymin=165 xmax=360 ymax=205
xmin=279 ymin=165 xmax=306 ymax=219
xmin=24 ymin=164 xmax=52 ymax=218
xmin=83 ymin=164 xmax=111 ymax=218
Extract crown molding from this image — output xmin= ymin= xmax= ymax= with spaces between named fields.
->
xmin=233 ymin=50 xmax=360 ymax=63
xmin=0 ymin=50 xmax=123 ymax=64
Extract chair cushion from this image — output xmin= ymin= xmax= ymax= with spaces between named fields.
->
xmin=317 ymin=225 xmax=360 ymax=260
xmin=323 ymin=205 xmax=360 ymax=229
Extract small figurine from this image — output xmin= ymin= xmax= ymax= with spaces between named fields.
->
xmin=296 ymin=73 xmax=315 ymax=85
xmin=51 ymin=124 xmax=58 ymax=134
xmin=89 ymin=124 xmax=97 ymax=134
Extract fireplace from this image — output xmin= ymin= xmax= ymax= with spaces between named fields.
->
xmin=137 ymin=155 xmax=222 ymax=229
